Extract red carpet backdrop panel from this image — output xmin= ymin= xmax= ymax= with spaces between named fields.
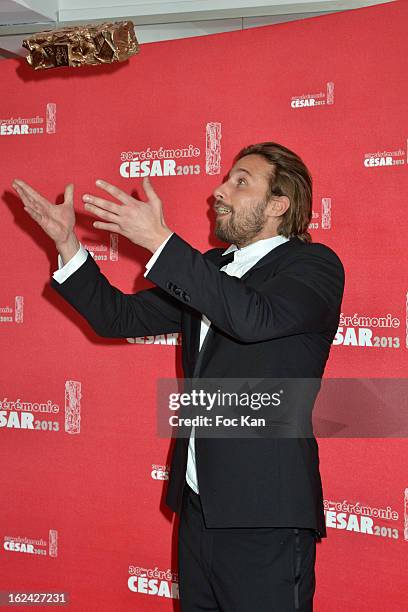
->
xmin=1 ymin=1 xmax=407 ymax=610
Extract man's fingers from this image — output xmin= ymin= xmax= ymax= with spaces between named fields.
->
xmin=13 ymin=184 xmax=42 ymax=213
xmin=84 ymin=202 xmax=120 ymax=223
xmin=83 ymin=194 xmax=122 ymax=215
xmin=95 ymin=179 xmax=131 ymax=205
xmin=12 ymin=179 xmax=51 ymax=209
xmin=24 ymin=206 xmax=43 ymax=223
xmin=143 ymin=176 xmax=161 ymax=204
xmin=64 ymin=183 xmax=74 ymax=206
xmin=92 ymin=221 xmax=121 ymax=232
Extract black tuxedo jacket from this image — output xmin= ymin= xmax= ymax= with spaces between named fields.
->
xmin=52 ymin=233 xmax=345 ymax=538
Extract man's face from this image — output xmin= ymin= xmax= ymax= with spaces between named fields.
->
xmin=212 ymin=154 xmax=274 ymax=248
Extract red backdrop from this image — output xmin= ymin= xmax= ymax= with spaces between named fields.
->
xmin=1 ymin=1 xmax=407 ymax=609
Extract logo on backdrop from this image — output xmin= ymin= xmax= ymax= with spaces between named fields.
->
xmin=128 ymin=565 xmax=179 ymax=599
xmin=126 ymin=333 xmax=181 ymax=346
xmin=0 ymin=296 xmax=24 ymax=323
xmin=119 ymin=122 xmax=222 ymax=178
xmin=290 ymin=82 xmax=334 ymax=108
xmin=324 ymin=496 xmax=404 ymax=542
xmin=3 ymin=529 xmax=58 ymax=557
xmin=151 ymin=464 xmax=170 ymax=481
xmin=363 ymin=142 xmax=406 ymax=167
xmin=83 ymin=233 xmax=119 ymax=262
xmin=0 ymin=380 xmax=82 ymax=434
xmin=333 ymin=308 xmax=403 ymax=349
xmin=0 ymin=103 xmax=56 ymax=136
xmin=309 ymin=198 xmax=332 ymax=230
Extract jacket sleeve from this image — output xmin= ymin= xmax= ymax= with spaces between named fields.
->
xmin=51 ymin=250 xmax=182 ymax=338
xmin=146 ymin=233 xmax=344 ymax=343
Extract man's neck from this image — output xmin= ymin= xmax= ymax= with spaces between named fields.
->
xmin=235 ymin=232 xmax=282 ymax=249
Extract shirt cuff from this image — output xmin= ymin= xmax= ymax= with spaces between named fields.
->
xmin=52 ymin=243 xmax=88 ymax=284
xmin=143 ymin=233 xmax=174 ymax=278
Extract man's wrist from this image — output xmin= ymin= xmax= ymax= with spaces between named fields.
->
xmin=146 ymin=227 xmax=173 ymax=254
xmin=56 ymin=233 xmax=80 ymax=265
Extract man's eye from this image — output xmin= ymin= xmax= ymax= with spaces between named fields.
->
xmin=237 ymin=178 xmax=246 ymax=185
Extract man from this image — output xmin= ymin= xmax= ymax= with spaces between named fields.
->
xmin=13 ymin=142 xmax=344 ymax=611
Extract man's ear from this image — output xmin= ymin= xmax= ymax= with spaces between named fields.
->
xmin=266 ymin=195 xmax=290 ymax=218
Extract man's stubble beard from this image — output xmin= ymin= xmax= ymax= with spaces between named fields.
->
xmin=214 ymin=198 xmax=269 ymax=248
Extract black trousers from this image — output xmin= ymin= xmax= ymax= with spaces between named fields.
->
xmin=178 ymin=484 xmax=317 ymax=612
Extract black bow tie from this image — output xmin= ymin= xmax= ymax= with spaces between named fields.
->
xmin=218 ymin=250 xmax=236 ymax=269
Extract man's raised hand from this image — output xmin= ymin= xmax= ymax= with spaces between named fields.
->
xmin=82 ymin=176 xmax=172 ymax=253
xmin=12 ymin=176 xmax=172 ymax=261
xmin=12 ymin=180 xmax=77 ymax=245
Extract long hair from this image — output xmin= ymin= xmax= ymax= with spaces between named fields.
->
xmin=235 ymin=142 xmax=313 ymax=242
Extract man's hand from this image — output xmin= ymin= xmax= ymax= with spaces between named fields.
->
xmin=12 ymin=179 xmax=80 ymax=263
xmin=82 ymin=177 xmax=172 ymax=253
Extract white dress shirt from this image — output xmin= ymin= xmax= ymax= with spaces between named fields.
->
xmin=53 ymin=233 xmax=289 ymax=494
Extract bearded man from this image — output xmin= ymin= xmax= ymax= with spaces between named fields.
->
xmin=13 ymin=141 xmax=344 ymax=612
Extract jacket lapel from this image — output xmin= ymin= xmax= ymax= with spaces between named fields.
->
xmin=188 ymin=309 xmax=203 ymax=376
xmin=188 ymin=248 xmax=223 ymax=375
xmin=189 ymin=237 xmax=301 ymax=376
xmin=239 ymin=236 xmax=301 ymax=280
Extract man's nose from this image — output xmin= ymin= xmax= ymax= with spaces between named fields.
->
xmin=213 ymin=182 xmax=227 ymax=200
